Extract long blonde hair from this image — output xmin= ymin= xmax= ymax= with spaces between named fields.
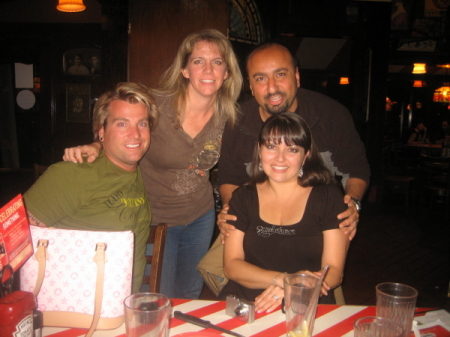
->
xmin=152 ymin=29 xmax=242 ymax=127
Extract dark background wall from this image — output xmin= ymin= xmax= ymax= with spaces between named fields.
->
xmin=0 ymin=0 xmax=127 ymax=167
xmin=1 ymin=0 xmax=449 ymax=205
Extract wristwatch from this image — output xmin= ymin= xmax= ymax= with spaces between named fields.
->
xmin=351 ymin=197 xmax=361 ymax=212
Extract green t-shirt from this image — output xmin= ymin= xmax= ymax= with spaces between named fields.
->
xmin=24 ymin=152 xmax=151 ymax=292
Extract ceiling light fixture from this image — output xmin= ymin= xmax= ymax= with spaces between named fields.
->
xmin=413 ymin=80 xmax=425 ymax=88
xmin=412 ymin=63 xmax=426 ymax=74
xmin=340 ymin=77 xmax=349 ymax=85
xmin=57 ymin=0 xmax=86 ymax=12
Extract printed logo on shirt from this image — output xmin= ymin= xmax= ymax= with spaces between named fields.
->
xmin=103 ymin=182 xmax=147 ymax=223
xmin=257 ymin=225 xmax=295 ymax=237
xmin=172 ymin=134 xmax=222 ymax=196
xmin=121 ymin=198 xmax=145 ymax=207
xmin=189 ymin=138 xmax=221 ymax=176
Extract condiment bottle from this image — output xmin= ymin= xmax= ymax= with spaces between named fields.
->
xmin=0 ymin=291 xmax=36 ymax=337
xmin=33 ymin=309 xmax=43 ymax=337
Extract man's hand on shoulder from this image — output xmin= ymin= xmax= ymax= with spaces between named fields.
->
xmin=217 ymin=204 xmax=237 ymax=244
xmin=62 ymin=142 xmax=102 ymax=163
xmin=337 ymin=194 xmax=359 ymax=240
xmin=337 ymin=177 xmax=366 ymax=240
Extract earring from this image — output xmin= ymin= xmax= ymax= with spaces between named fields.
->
xmin=258 ymin=163 xmax=262 ymax=171
xmin=298 ymin=167 xmax=304 ymax=177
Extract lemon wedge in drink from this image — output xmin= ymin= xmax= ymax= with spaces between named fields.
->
xmin=287 ymin=321 xmax=309 ymax=337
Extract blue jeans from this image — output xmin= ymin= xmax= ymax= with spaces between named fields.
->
xmin=149 ymin=208 xmax=215 ymax=299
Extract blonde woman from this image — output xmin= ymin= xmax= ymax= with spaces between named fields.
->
xmin=63 ymin=29 xmax=243 ymax=299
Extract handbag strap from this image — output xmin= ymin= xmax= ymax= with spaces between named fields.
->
xmin=33 ymin=239 xmax=48 ymax=297
xmin=86 ymin=242 xmax=106 ymax=337
xmin=33 ymin=240 xmax=107 ymax=337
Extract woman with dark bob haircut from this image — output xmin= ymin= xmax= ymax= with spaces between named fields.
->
xmin=249 ymin=112 xmax=333 ymax=186
xmin=220 ymin=112 xmax=350 ymax=313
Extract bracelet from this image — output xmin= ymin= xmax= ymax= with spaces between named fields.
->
xmin=273 ymin=272 xmax=287 ymax=287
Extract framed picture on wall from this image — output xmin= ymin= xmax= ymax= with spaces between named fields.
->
xmin=63 ymin=48 xmax=101 ymax=76
xmin=66 ymin=84 xmax=91 ymax=123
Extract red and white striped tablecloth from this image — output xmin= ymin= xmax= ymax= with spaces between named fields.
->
xmin=42 ymin=299 xmax=376 ymax=336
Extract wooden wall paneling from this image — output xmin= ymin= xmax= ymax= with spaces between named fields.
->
xmin=129 ymin=0 xmax=229 ymax=88
xmin=100 ymin=0 xmax=129 ymax=93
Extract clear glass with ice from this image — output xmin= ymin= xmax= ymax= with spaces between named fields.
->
xmin=284 ymin=274 xmax=321 ymax=337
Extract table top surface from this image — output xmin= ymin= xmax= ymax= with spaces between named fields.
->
xmin=42 ymin=299 xmax=377 ymax=337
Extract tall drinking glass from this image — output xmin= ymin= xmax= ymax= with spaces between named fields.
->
xmin=284 ymin=274 xmax=321 ymax=337
xmin=376 ymin=283 xmax=417 ymax=337
xmin=124 ymin=292 xmax=172 ymax=337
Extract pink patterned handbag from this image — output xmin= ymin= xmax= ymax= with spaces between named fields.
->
xmin=20 ymin=226 xmax=134 ymax=336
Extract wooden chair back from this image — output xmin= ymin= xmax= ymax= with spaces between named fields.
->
xmin=143 ymin=223 xmax=167 ymax=293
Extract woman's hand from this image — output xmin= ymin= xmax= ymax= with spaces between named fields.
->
xmin=312 ymin=270 xmax=331 ymax=296
xmin=217 ymin=204 xmax=237 ymax=244
xmin=62 ymin=143 xmax=101 ymax=163
xmin=297 ymin=270 xmax=330 ymax=297
xmin=254 ymin=269 xmax=331 ymax=314
xmin=255 ymin=284 xmax=284 ymax=313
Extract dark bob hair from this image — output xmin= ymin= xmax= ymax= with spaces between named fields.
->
xmin=249 ymin=112 xmax=334 ymax=187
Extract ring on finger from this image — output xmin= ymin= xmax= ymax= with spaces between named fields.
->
xmin=272 ymin=295 xmax=279 ymax=300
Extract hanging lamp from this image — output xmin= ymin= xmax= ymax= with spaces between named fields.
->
xmin=412 ymin=63 xmax=426 ymax=74
xmin=412 ymin=80 xmax=425 ymax=88
xmin=339 ymin=77 xmax=349 ymax=85
xmin=57 ymin=0 xmax=86 ymax=12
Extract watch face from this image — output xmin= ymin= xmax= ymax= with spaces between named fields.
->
xmin=351 ymin=197 xmax=361 ymax=211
